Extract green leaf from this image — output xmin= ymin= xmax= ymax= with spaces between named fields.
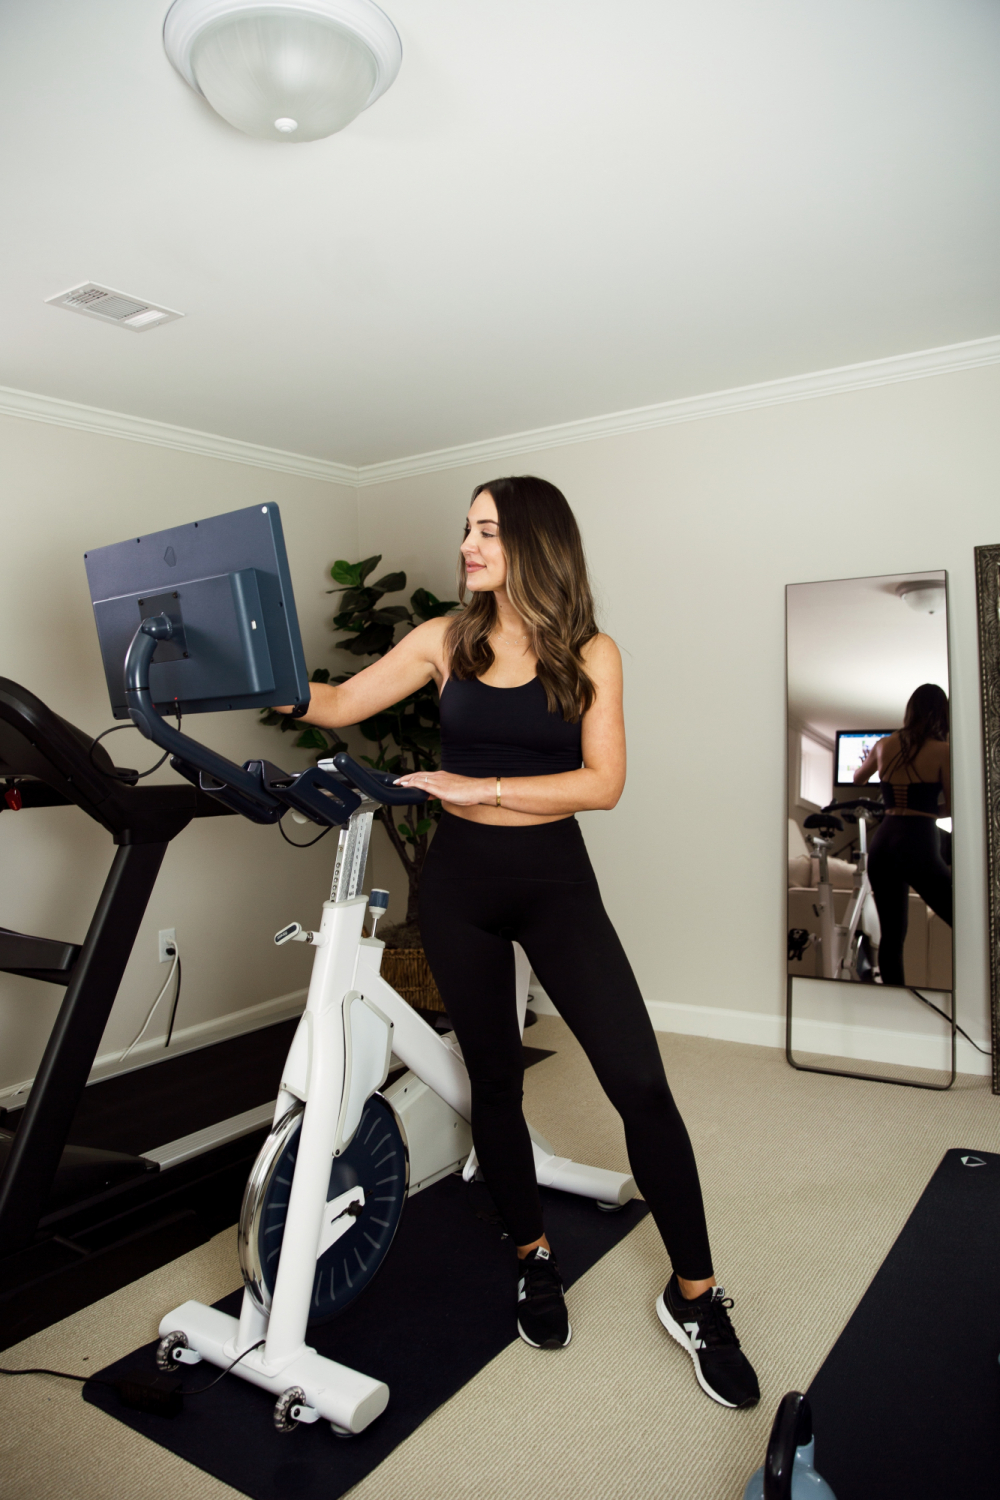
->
xmin=357 ymin=555 xmax=383 ymax=584
xmin=359 ymin=711 xmax=400 ymax=741
xmin=397 ymin=821 xmax=413 ymax=839
xmin=372 ymin=606 xmax=410 ymax=624
xmin=344 ymin=623 xmax=395 ymax=656
xmin=411 ymin=588 xmax=461 ymax=621
xmin=372 ymin=571 xmax=406 ymax=594
xmin=414 ymin=818 xmax=433 ymax=837
xmin=310 ymin=667 xmax=331 ymax=683
xmin=402 ymin=726 xmax=442 ymax=752
xmin=408 ymin=587 xmax=437 ymax=619
xmin=295 ymin=727 xmax=329 ymax=750
xmin=330 ymin=559 xmax=365 ymax=587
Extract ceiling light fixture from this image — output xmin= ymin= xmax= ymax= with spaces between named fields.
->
xmin=163 ymin=0 xmax=402 ymax=143
xmin=896 ymin=580 xmax=946 ymax=616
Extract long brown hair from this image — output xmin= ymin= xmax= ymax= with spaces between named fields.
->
xmin=446 ymin=475 xmax=598 ymax=722
xmin=885 ymin=683 xmax=950 ymax=777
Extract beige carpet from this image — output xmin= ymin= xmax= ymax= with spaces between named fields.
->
xmin=3 ymin=1017 xmax=998 ymax=1500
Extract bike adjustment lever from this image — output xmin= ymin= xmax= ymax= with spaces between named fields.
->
xmin=274 ymin=922 xmax=322 ymax=947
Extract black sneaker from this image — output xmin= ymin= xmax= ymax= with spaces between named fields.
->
xmin=656 ymin=1274 xmax=759 ymax=1408
xmin=516 ymin=1247 xmax=572 ymax=1348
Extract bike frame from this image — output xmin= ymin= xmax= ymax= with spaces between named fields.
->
xmin=159 ymin=801 xmax=636 ymax=1432
xmin=808 ymin=811 xmax=880 ymax=983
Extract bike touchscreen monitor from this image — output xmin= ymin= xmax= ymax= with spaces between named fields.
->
xmin=835 ymin=729 xmax=893 ymax=787
xmin=85 ymin=504 xmax=311 ymax=719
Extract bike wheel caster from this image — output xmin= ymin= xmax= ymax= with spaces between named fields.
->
xmin=274 ymin=1386 xmax=307 ymax=1432
xmin=330 ymin=1423 xmax=354 ymax=1438
xmin=596 ymin=1200 xmax=624 ymax=1212
xmin=156 ymin=1331 xmax=189 ymax=1372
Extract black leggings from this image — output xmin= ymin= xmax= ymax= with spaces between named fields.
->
xmin=867 ymin=815 xmax=953 ymax=989
xmin=419 ymin=813 xmax=714 ymax=1280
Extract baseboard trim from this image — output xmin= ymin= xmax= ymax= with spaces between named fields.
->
xmin=0 ymin=988 xmax=308 ymax=1110
xmin=529 ymin=984 xmax=989 ymax=1077
xmin=645 ymin=998 xmax=989 ymax=1077
xmin=4 ymin=982 xmax=986 ymax=1111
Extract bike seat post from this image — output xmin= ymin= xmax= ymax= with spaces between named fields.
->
xmin=329 ymin=802 xmax=377 ymax=904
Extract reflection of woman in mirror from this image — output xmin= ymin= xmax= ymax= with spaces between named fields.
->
xmin=854 ymin=683 xmax=952 ymax=988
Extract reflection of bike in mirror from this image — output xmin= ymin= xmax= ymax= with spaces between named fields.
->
xmin=788 ymin=799 xmax=884 ymax=984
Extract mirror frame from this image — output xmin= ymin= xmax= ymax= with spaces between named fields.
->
xmin=974 ymin=544 xmax=1000 ymax=1094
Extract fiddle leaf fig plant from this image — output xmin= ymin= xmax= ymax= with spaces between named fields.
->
xmin=261 ymin=556 xmax=459 ymax=930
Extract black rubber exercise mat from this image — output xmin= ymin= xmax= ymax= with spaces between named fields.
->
xmin=83 ymin=1176 xmax=648 ymax=1500
xmin=807 ymin=1147 xmax=1000 ymax=1500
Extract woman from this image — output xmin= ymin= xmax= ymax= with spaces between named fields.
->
xmin=284 ymin=476 xmax=759 ymax=1409
xmin=854 ymin=684 xmax=952 ymax=989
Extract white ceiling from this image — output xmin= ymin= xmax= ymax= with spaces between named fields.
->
xmin=1 ymin=1 xmax=998 ymax=466
xmin=787 ymin=571 xmax=950 ymax=741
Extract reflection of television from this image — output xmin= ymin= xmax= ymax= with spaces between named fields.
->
xmin=835 ymin=730 xmax=894 ymax=787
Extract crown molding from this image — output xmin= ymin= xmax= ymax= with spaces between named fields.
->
xmin=0 ymin=384 xmax=359 ymax=486
xmin=2 ymin=333 xmax=998 ymax=490
xmin=355 ymin=334 xmax=1000 ymax=485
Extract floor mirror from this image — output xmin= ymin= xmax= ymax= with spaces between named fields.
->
xmin=785 ymin=571 xmax=955 ymax=1089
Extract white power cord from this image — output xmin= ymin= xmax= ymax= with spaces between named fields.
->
xmin=118 ymin=942 xmax=181 ymax=1066
xmin=1 ymin=940 xmax=184 ymax=1112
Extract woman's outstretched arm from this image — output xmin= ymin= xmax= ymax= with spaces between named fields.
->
xmin=273 ymin=617 xmax=449 ymax=730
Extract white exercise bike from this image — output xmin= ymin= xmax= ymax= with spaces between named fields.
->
xmin=153 ymin=755 xmax=637 ymax=1436
xmin=791 ymin=798 xmax=883 ymax=984
xmin=87 ymin=503 xmax=637 ymax=1442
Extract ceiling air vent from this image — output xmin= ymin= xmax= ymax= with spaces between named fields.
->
xmin=45 ymin=283 xmax=183 ymax=332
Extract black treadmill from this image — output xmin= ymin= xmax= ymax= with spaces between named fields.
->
xmin=0 ymin=680 xmax=292 ymax=1348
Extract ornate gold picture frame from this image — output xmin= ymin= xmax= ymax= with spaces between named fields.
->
xmin=974 ymin=544 xmax=1000 ymax=1093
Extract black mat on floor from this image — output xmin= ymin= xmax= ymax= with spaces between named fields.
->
xmin=83 ymin=1176 xmax=647 ymax=1500
xmin=807 ymin=1147 xmax=1000 ymax=1500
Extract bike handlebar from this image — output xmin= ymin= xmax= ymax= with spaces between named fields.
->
xmin=329 ymin=754 xmax=430 ymax=808
xmin=125 ymin=617 xmax=430 ymax=829
xmin=823 ymin=797 xmax=884 ymax=822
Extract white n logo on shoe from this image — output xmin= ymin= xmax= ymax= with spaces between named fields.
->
xmin=683 ymin=1320 xmax=705 ymax=1350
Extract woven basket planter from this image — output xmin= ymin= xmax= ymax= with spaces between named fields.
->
xmin=379 ymin=947 xmax=446 ymax=1013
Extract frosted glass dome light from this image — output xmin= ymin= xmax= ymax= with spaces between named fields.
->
xmin=896 ymin=581 xmax=946 ymax=616
xmin=163 ymin=0 xmax=402 ymax=143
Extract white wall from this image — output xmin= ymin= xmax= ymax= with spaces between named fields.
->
xmin=0 ymin=413 xmax=359 ymax=1097
xmin=3 ymin=360 xmax=997 ymax=1096
xmin=358 ymin=363 xmax=1000 ymax=1072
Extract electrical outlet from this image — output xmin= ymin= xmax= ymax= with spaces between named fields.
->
xmin=158 ymin=928 xmax=177 ymax=964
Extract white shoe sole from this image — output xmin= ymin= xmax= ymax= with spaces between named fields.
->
xmin=517 ymin=1319 xmax=572 ymax=1349
xmin=655 ymin=1293 xmax=737 ymax=1408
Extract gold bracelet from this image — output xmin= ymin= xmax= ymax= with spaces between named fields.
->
xmin=496 ymin=776 xmax=502 ymax=807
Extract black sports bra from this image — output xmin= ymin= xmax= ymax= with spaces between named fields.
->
xmin=439 ymin=676 xmax=582 ymax=778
